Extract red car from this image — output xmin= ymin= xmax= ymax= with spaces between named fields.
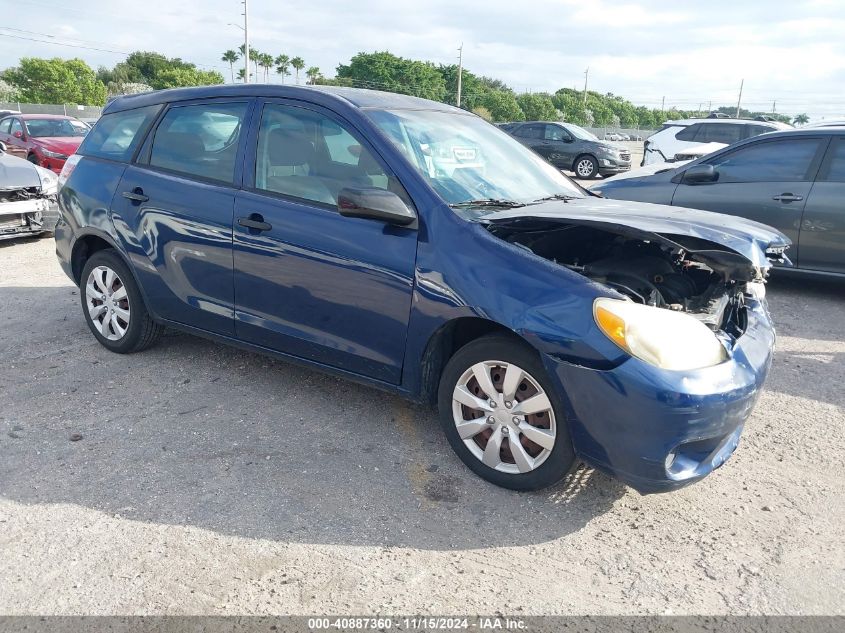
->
xmin=0 ymin=114 xmax=90 ymax=173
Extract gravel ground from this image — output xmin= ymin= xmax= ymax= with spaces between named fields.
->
xmin=0 ymin=236 xmax=843 ymax=615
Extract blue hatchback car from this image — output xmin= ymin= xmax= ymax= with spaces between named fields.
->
xmin=55 ymin=85 xmax=788 ymax=493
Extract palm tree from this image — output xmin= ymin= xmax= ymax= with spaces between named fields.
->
xmin=221 ymin=50 xmax=240 ymax=83
xmin=305 ymin=66 xmax=321 ymax=85
xmin=259 ymin=53 xmax=274 ymax=82
xmin=237 ymin=44 xmax=260 ymax=82
xmin=793 ymin=113 xmax=810 ymax=126
xmin=275 ymin=54 xmax=291 ymax=84
xmin=290 ymin=56 xmax=305 ymax=84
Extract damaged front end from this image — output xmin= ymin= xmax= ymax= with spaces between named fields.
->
xmin=0 ymin=187 xmax=57 ymax=240
xmin=482 ymin=203 xmax=789 ymax=349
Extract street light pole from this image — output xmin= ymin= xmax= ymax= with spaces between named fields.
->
xmin=456 ymin=43 xmax=463 ymax=108
xmin=243 ymin=0 xmax=250 ymax=84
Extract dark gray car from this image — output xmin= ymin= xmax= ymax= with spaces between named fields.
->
xmin=503 ymin=121 xmax=631 ymax=179
xmin=594 ymin=128 xmax=845 ymax=276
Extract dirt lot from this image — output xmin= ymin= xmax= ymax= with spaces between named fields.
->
xmin=0 ymin=237 xmax=843 ymax=615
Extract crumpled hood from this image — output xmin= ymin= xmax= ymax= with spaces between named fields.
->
xmin=0 ymin=151 xmax=41 ymax=189
xmin=479 ymin=196 xmax=791 ymax=271
xmin=32 ymin=137 xmax=82 ymax=156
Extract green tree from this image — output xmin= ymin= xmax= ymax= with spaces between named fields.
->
xmin=479 ymin=90 xmax=523 ymax=122
xmin=275 ymin=54 xmax=291 ymax=84
xmin=153 ymin=67 xmax=224 ymax=89
xmin=516 ymin=92 xmax=558 ymax=121
xmin=2 ymin=57 xmax=107 ymax=105
xmin=793 ymin=113 xmax=809 ymax=126
xmin=0 ymin=78 xmax=20 ymax=101
xmin=336 ymin=51 xmax=446 ymax=101
xmin=290 ymin=56 xmax=305 ymax=84
xmin=221 ymin=50 xmax=240 ymax=83
xmin=305 ymin=66 xmax=322 ymax=85
xmin=258 ymin=53 xmax=274 ymax=82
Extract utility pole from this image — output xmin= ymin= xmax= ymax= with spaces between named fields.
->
xmin=735 ymin=79 xmax=744 ymax=118
xmin=772 ymin=100 xmax=776 ymax=114
xmin=582 ymin=67 xmax=589 ymax=106
xmin=242 ymin=0 xmax=250 ymax=83
xmin=661 ymin=95 xmax=665 ymax=116
xmin=708 ymin=100 xmax=712 ymax=116
xmin=456 ymin=43 xmax=463 ymax=108
xmin=697 ymin=102 xmax=702 ymax=117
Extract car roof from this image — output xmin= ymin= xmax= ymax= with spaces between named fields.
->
xmin=662 ymin=118 xmax=792 ymax=129
xmin=803 ymin=119 xmax=845 ymax=128
xmin=103 ymin=84 xmax=466 ymax=115
xmin=18 ymin=113 xmax=80 ymax=120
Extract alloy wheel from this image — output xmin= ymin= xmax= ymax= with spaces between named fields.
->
xmin=576 ymin=158 xmax=595 ymax=178
xmin=85 ymin=265 xmax=130 ymax=341
xmin=451 ymin=360 xmax=557 ymax=474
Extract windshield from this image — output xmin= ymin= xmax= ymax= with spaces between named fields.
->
xmin=25 ymin=118 xmax=89 ymax=138
xmin=364 ymin=109 xmax=584 ymax=210
xmin=562 ymin=123 xmax=598 ymax=141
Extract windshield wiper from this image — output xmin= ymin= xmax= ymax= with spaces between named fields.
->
xmin=449 ymin=198 xmax=526 ymax=209
xmin=531 ymin=193 xmax=580 ymax=203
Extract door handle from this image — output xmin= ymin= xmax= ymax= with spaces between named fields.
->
xmin=237 ymin=215 xmax=272 ymax=232
xmin=121 ymin=189 xmax=149 ymax=203
xmin=772 ymin=193 xmax=803 ymax=203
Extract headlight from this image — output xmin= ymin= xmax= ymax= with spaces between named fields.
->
xmin=594 ymin=297 xmax=727 ymax=371
xmin=34 ymin=165 xmax=59 ymax=195
xmin=41 ymin=148 xmax=68 ymax=159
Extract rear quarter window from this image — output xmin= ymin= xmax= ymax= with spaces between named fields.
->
xmin=78 ymin=105 xmax=162 ymax=161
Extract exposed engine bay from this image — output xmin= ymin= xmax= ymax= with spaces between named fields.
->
xmin=486 ymin=220 xmax=766 ymax=339
xmin=0 ymin=187 xmax=56 ymax=239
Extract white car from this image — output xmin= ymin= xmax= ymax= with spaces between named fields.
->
xmin=642 ymin=118 xmax=791 ymax=165
xmin=803 ymin=119 xmax=845 ymax=128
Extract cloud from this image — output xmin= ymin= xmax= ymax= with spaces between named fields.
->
xmin=1 ymin=0 xmax=842 ymax=119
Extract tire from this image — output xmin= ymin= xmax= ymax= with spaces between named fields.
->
xmin=574 ymin=154 xmax=599 ymax=179
xmin=27 ymin=154 xmax=39 ymax=165
xmin=437 ymin=334 xmax=577 ymax=491
xmin=79 ymin=249 xmax=164 ymax=353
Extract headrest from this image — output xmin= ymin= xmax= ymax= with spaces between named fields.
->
xmin=154 ymin=131 xmax=205 ymax=158
xmin=267 ymin=128 xmax=315 ymax=167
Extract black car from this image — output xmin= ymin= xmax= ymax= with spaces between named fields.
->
xmin=594 ymin=127 xmax=845 ymax=276
xmin=503 ymin=121 xmax=631 ymax=179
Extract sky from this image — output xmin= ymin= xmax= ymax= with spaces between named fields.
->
xmin=1 ymin=0 xmax=843 ymax=120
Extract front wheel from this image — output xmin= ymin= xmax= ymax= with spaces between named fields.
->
xmin=80 ymin=249 xmax=164 ymax=353
xmin=574 ymin=155 xmax=599 ymax=179
xmin=437 ymin=334 xmax=577 ymax=490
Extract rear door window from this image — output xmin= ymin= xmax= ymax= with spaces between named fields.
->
xmin=149 ymin=102 xmax=248 ymax=184
xmin=707 ymin=138 xmax=822 ymax=183
xmin=674 ymin=124 xmax=699 ymax=141
xmin=697 ymin=123 xmax=743 ymax=144
xmin=0 ymin=118 xmax=10 ymax=134
xmin=818 ymin=138 xmax=845 ymax=182
xmin=79 ymin=105 xmax=161 ymax=161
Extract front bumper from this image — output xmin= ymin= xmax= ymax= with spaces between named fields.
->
xmin=598 ymin=156 xmax=631 ymax=175
xmin=545 ymin=298 xmax=774 ymax=494
xmin=0 ymin=197 xmax=59 ymax=240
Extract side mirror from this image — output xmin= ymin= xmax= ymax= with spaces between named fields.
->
xmin=338 ymin=187 xmax=417 ymax=227
xmin=13 ymin=130 xmax=24 ymax=140
xmin=683 ymin=164 xmax=718 ymax=184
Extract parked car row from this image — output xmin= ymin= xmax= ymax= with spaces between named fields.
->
xmin=0 ymin=113 xmax=90 ymax=173
xmin=595 ymin=127 xmax=845 ymax=276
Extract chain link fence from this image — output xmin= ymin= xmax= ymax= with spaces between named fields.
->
xmin=0 ymin=102 xmax=103 ymax=120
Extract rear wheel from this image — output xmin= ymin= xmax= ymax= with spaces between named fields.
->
xmin=437 ymin=334 xmax=577 ymax=490
xmin=574 ymin=154 xmax=599 ymax=179
xmin=80 ymin=249 xmax=163 ymax=353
